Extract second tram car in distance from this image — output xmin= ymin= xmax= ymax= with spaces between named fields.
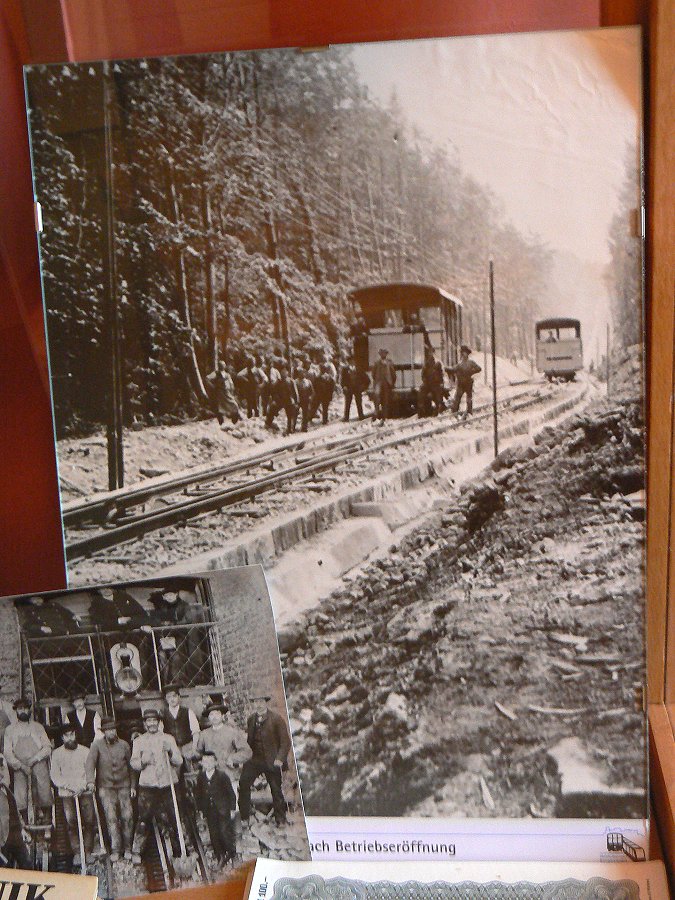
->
xmin=349 ymin=283 xmax=463 ymax=414
xmin=535 ymin=317 xmax=583 ymax=381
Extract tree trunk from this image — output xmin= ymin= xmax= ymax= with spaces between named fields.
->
xmin=201 ymin=184 xmax=218 ymax=370
xmin=166 ymin=157 xmax=208 ymax=401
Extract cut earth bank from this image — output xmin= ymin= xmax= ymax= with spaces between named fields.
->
xmin=281 ymin=389 xmax=646 ymax=820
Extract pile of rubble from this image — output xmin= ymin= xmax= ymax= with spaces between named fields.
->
xmin=283 ymin=397 xmax=646 ymax=819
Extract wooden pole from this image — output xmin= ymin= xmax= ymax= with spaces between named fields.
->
xmin=489 ymin=260 xmax=498 ymax=457
xmin=102 ymin=61 xmax=124 ymax=490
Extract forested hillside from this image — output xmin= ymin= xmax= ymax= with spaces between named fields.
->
xmin=27 ymin=48 xmax=553 ymax=436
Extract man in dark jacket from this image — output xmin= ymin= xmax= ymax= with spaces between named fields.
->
xmin=195 ymin=751 xmax=236 ymax=864
xmin=265 ymin=367 xmax=299 ymax=435
xmin=295 ymin=368 xmax=314 ymax=433
xmin=341 ymin=358 xmax=369 ymax=422
xmin=447 ymin=345 xmax=482 ymax=415
xmin=237 ymin=693 xmax=290 ymax=827
xmin=236 ymin=356 xmax=264 ymax=418
xmin=66 ymin=691 xmax=101 ymax=749
xmin=85 ymin=716 xmax=133 ymax=862
xmin=418 ymin=347 xmax=444 ymax=417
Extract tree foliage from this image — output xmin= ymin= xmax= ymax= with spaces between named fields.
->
xmin=26 ymin=49 xmax=553 ymax=436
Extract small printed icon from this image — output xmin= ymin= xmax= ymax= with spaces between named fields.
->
xmin=606 ymin=832 xmax=646 ymax=861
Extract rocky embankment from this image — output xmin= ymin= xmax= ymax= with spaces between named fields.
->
xmin=282 ymin=396 xmax=646 ymax=819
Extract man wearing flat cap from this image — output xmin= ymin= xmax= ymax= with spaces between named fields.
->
xmin=3 ymin=698 xmax=52 ymax=824
xmin=447 ymin=344 xmax=482 ymax=416
xmin=51 ymin=723 xmax=95 ymax=865
xmin=86 ymin=717 xmax=133 ymax=862
xmin=238 ymin=693 xmax=291 ymax=827
xmin=130 ymin=708 xmax=182 ymax=864
xmin=195 ymin=701 xmax=248 ymax=786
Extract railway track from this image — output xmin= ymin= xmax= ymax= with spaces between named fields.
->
xmin=65 ymin=381 xmax=574 ymax=563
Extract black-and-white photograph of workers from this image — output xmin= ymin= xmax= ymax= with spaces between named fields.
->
xmin=0 ymin=566 xmax=309 ymax=897
xmin=26 ymin=26 xmax=646 ymax=836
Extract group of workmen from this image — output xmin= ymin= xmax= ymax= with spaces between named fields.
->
xmin=0 ymin=685 xmax=291 ymax=872
xmin=207 ymin=343 xmax=482 ymax=435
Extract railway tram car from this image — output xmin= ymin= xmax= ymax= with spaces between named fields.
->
xmin=9 ymin=577 xmax=230 ymax=888
xmin=349 ymin=283 xmax=463 ymax=415
xmin=535 ymin=317 xmax=583 ymax=381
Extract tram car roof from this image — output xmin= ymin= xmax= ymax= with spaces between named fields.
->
xmin=349 ymin=283 xmax=463 ymax=309
xmin=535 ymin=317 xmax=581 ymax=330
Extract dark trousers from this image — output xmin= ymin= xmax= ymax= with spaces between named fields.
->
xmin=1 ymin=838 xmax=31 ymax=870
xmin=238 ymin=759 xmax=286 ymax=824
xmin=244 ymin=389 xmax=259 ymax=417
xmin=374 ymin=383 xmax=392 ymax=420
xmin=299 ymin=401 xmax=312 ymax=432
xmin=343 ymin=391 xmax=364 ymax=421
xmin=451 ymin=381 xmax=473 ymax=414
xmin=61 ymin=794 xmax=95 ymax=858
xmin=204 ymin=808 xmax=235 ymax=862
xmin=266 ymin=401 xmax=297 ymax=434
xmin=99 ymin=786 xmax=134 ymax=854
xmin=132 ymin=787 xmax=178 ymax=856
xmin=418 ymin=384 xmax=443 ymax=416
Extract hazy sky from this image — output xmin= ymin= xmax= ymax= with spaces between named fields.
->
xmin=350 ymin=27 xmax=642 ymax=268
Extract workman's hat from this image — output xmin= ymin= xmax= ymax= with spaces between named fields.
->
xmin=460 ymin=344 xmax=471 ymax=354
xmin=378 ymin=348 xmax=389 ymax=356
xmin=162 ymin=683 xmax=182 ymax=696
xmin=100 ymin=716 xmax=117 ymax=730
xmin=204 ymin=702 xmax=228 ymax=716
xmin=249 ymin=691 xmax=271 ymax=702
xmin=12 ymin=697 xmax=31 ymax=710
xmin=142 ymin=707 xmax=161 ymax=721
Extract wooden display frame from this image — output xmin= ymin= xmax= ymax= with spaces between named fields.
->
xmin=1 ymin=0 xmax=672 ymax=895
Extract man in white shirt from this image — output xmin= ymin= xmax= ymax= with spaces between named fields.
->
xmin=130 ymin=708 xmax=182 ymax=864
xmin=51 ymin=723 xmax=95 ymax=864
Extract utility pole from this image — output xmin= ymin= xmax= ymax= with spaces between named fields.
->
xmin=482 ymin=276 xmax=488 ymax=384
xmin=489 ymin=260 xmax=498 ymax=457
xmin=606 ymin=323 xmax=611 ymax=400
xmin=102 ymin=61 xmax=124 ymax=490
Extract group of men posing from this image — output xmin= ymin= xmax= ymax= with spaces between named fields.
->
xmin=0 ymin=685 xmax=291 ymax=871
xmin=208 ymin=342 xmax=482 ymax=435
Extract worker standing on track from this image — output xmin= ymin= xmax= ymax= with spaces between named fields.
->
xmin=86 ymin=716 xmax=134 ymax=863
xmin=265 ymin=366 xmax=299 ymax=435
xmin=372 ymin=348 xmax=396 ymax=423
xmin=341 ymin=357 xmax=369 ymax=422
xmin=418 ymin=347 xmax=444 ymax=417
xmin=206 ymin=361 xmax=241 ymax=427
xmin=50 ymin=723 xmax=95 ymax=866
xmin=295 ymin=368 xmax=314 ymax=433
xmin=4 ymin=698 xmax=52 ymax=825
xmin=447 ymin=344 xmax=482 ymax=416
xmin=129 ymin=708 xmax=182 ymax=864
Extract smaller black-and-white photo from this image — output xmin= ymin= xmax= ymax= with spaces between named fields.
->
xmin=0 ymin=566 xmax=309 ymax=897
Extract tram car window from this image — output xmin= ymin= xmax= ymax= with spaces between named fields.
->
xmin=14 ymin=578 xmax=221 ymax=740
xmin=535 ymin=317 xmax=583 ymax=382
xmin=349 ymin=283 xmax=463 ymax=415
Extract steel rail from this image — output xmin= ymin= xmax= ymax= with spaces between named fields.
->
xmin=64 ymin=379 xmax=538 ymax=529
xmin=65 ymin=384 xmax=557 ymax=562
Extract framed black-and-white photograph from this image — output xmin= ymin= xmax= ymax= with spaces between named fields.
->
xmin=0 ymin=566 xmax=309 ymax=896
xmin=25 ymin=25 xmax=646 ymax=860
